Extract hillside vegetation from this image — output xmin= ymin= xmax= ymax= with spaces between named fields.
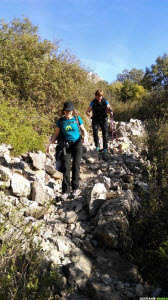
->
xmin=0 ymin=17 xmax=110 ymax=154
xmin=0 ymin=16 xmax=168 ymax=293
xmin=0 ymin=17 xmax=149 ymax=154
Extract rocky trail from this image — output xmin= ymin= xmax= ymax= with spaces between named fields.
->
xmin=0 ymin=119 xmax=158 ymax=299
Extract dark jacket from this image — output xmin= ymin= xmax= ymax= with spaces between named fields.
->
xmin=92 ymin=98 xmax=108 ymax=120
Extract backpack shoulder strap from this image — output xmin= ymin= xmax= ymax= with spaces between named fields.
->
xmin=57 ymin=117 xmax=64 ymax=143
xmin=74 ymin=116 xmax=80 ymax=129
xmin=58 ymin=117 xmax=63 ymax=128
xmin=75 ymin=116 xmax=83 ymax=138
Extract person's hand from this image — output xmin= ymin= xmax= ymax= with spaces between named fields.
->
xmin=46 ymin=143 xmax=53 ymax=154
xmin=110 ymin=110 xmax=113 ymax=118
xmin=87 ymin=112 xmax=92 ymax=119
xmin=83 ymin=135 xmax=88 ymax=145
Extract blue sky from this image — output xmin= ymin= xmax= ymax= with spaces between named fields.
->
xmin=0 ymin=0 xmax=168 ymax=83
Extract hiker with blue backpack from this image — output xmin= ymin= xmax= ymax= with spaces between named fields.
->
xmin=86 ymin=89 xmax=113 ymax=153
xmin=47 ymin=101 xmax=88 ymax=200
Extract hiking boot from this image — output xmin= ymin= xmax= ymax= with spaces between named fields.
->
xmin=103 ymin=149 xmax=108 ymax=154
xmin=61 ymin=193 xmax=69 ymax=200
xmin=72 ymin=190 xmax=80 ymax=198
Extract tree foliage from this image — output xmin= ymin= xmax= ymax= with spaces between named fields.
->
xmin=109 ymin=81 xmax=123 ymax=101
xmin=142 ymin=53 xmax=168 ymax=90
xmin=0 ymin=17 xmax=105 ymax=120
xmin=116 ymin=68 xmax=144 ymax=84
xmin=120 ymin=80 xmax=145 ymax=103
xmin=109 ymin=79 xmax=146 ymax=104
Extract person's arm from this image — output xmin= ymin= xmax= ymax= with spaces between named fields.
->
xmin=46 ymin=127 xmax=60 ymax=153
xmin=80 ymin=124 xmax=88 ymax=145
xmin=86 ymin=105 xmax=92 ymax=118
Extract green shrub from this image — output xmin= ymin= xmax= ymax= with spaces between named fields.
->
xmin=120 ymin=80 xmax=146 ymax=103
xmin=130 ymin=122 xmax=168 ymax=289
xmin=110 ymin=99 xmax=141 ymax=121
xmin=0 ymin=97 xmax=49 ymax=155
xmin=0 ymin=17 xmax=101 ymax=121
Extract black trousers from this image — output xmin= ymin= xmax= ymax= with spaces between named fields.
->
xmin=62 ymin=140 xmax=83 ymax=193
xmin=92 ymin=118 xmax=108 ymax=149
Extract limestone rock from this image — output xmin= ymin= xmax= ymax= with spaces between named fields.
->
xmin=86 ymin=280 xmax=115 ymax=300
xmin=65 ymin=251 xmax=92 ymax=288
xmin=73 ymin=222 xmax=85 ymax=238
xmin=65 ymin=211 xmax=78 ymax=224
xmin=135 ymin=284 xmax=144 ymax=297
xmin=55 ymin=236 xmax=76 ymax=255
xmin=0 ymin=144 xmax=11 ymax=163
xmin=29 ymin=151 xmax=46 ymax=170
xmin=40 ymin=240 xmax=62 ymax=265
xmin=46 ymin=162 xmax=63 ymax=180
xmin=122 ymin=174 xmax=134 ymax=183
xmin=0 ymin=165 xmax=13 ymax=181
xmin=94 ymin=193 xmax=133 ymax=250
xmin=99 ymin=176 xmax=111 ymax=189
xmin=75 ymin=202 xmax=83 ymax=212
xmin=82 ymin=239 xmax=95 ymax=255
xmin=11 ymin=173 xmax=31 ymax=197
xmin=5 ymin=195 xmax=19 ymax=206
xmin=32 ymin=180 xmax=46 ymax=204
xmin=32 ymin=180 xmax=55 ymax=204
xmin=45 ymin=162 xmax=56 ymax=175
xmin=87 ymin=183 xmax=107 ymax=217
xmin=52 ymin=170 xmax=63 ymax=180
xmin=35 ymin=170 xmax=46 ymax=180
xmin=53 ymin=221 xmax=67 ymax=235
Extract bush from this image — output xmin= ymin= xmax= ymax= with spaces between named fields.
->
xmin=108 ymin=81 xmax=123 ymax=102
xmin=0 ymin=97 xmax=49 ymax=155
xmin=120 ymin=80 xmax=146 ymax=103
xmin=110 ymin=99 xmax=141 ymax=121
xmin=130 ymin=88 xmax=168 ymax=291
xmin=130 ymin=185 xmax=168 ymax=289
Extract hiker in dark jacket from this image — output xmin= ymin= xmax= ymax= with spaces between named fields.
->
xmin=47 ymin=101 xmax=88 ymax=200
xmin=86 ymin=89 xmax=113 ymax=153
